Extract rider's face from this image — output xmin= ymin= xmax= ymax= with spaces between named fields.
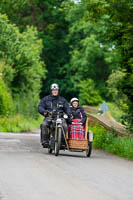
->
xmin=52 ymin=89 xmax=58 ymax=96
xmin=72 ymin=101 xmax=78 ymax=108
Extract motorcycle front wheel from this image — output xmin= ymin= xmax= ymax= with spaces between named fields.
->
xmin=55 ymin=127 xmax=62 ymax=156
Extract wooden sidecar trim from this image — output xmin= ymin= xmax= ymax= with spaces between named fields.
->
xmin=85 ymin=117 xmax=88 ymax=140
xmin=67 ymin=139 xmax=88 ymax=150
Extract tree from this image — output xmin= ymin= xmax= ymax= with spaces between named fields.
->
xmin=60 ymin=0 xmax=119 ymax=99
xmin=79 ymin=78 xmax=102 ymax=105
xmin=0 ymin=14 xmax=46 ymax=116
xmin=83 ymin=0 xmax=133 ymax=129
xmin=0 ymin=61 xmax=14 ymax=116
xmin=106 ymin=69 xmax=127 ymax=108
xmin=0 ymin=0 xmax=70 ymax=99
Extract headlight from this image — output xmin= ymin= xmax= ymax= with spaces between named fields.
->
xmin=56 ymin=119 xmax=62 ymax=124
xmin=63 ymin=114 xmax=68 ymax=119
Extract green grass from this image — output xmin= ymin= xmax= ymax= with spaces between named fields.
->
xmin=106 ymin=136 xmax=133 ymax=159
xmin=0 ymin=114 xmax=43 ymax=132
xmin=107 ymin=102 xmax=124 ymax=122
xmin=88 ymin=124 xmax=133 ymax=160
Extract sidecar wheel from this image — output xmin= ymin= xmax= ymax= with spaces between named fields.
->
xmin=86 ymin=142 xmax=92 ymax=157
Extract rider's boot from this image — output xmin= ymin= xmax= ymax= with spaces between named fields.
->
xmin=49 ymin=136 xmax=55 ymax=150
xmin=41 ymin=126 xmax=49 ymax=148
xmin=42 ymin=133 xmax=49 ymax=148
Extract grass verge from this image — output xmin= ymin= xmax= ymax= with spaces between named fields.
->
xmin=107 ymin=102 xmax=124 ymax=122
xmin=0 ymin=114 xmax=43 ymax=132
xmin=89 ymin=124 xmax=133 ymax=160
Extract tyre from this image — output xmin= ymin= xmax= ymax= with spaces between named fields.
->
xmin=86 ymin=142 xmax=92 ymax=157
xmin=55 ymin=127 xmax=62 ymax=156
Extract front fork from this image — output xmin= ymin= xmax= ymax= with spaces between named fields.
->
xmin=48 ymin=123 xmax=62 ymax=150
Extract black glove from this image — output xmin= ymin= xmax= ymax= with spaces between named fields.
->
xmin=68 ymin=118 xmax=72 ymax=124
xmin=69 ymin=114 xmax=73 ymax=119
xmin=44 ymin=110 xmax=52 ymax=117
xmin=67 ymin=114 xmax=73 ymax=124
xmin=44 ymin=110 xmax=47 ymax=116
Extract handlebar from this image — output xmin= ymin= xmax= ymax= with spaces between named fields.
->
xmin=47 ymin=110 xmax=61 ymax=116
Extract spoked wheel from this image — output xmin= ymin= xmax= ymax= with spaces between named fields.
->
xmin=86 ymin=142 xmax=92 ymax=157
xmin=55 ymin=127 xmax=62 ymax=156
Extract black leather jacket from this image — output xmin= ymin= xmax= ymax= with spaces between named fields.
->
xmin=70 ymin=106 xmax=87 ymax=124
xmin=38 ymin=95 xmax=71 ymax=118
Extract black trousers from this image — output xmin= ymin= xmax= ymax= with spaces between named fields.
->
xmin=40 ymin=117 xmax=67 ymax=144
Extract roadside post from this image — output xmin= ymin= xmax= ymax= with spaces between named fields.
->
xmin=98 ymin=101 xmax=109 ymax=116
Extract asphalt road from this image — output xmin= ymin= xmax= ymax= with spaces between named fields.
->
xmin=0 ymin=131 xmax=133 ymax=200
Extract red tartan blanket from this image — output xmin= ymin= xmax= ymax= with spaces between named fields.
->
xmin=68 ymin=119 xmax=85 ymax=140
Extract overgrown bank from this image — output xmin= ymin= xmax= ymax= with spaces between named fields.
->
xmin=0 ymin=115 xmax=43 ymax=133
xmin=89 ymin=124 xmax=133 ymax=160
xmin=0 ymin=14 xmax=46 ymax=129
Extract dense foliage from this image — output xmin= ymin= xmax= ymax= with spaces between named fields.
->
xmin=0 ymin=0 xmax=117 ymax=100
xmin=89 ymin=124 xmax=133 ymax=159
xmin=83 ymin=0 xmax=133 ymax=130
xmin=0 ymin=14 xmax=46 ymax=118
xmin=0 ymin=114 xmax=43 ymax=132
xmin=0 ymin=0 xmax=70 ymax=97
xmin=79 ymin=78 xmax=102 ymax=105
xmin=0 ymin=0 xmax=133 ymax=130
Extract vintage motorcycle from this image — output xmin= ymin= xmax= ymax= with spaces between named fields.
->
xmin=43 ymin=110 xmax=66 ymax=156
xmin=42 ymin=110 xmax=93 ymax=157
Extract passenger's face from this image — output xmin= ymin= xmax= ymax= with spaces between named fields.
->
xmin=52 ymin=89 xmax=58 ymax=96
xmin=72 ymin=101 xmax=78 ymax=108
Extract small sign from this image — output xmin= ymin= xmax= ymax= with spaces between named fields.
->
xmin=98 ymin=101 xmax=109 ymax=116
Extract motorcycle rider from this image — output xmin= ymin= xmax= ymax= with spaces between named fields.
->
xmin=38 ymin=83 xmax=71 ymax=147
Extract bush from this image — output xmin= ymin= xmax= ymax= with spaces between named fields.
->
xmin=0 ymin=14 xmax=46 ymax=118
xmin=106 ymin=69 xmax=127 ymax=106
xmin=89 ymin=124 xmax=133 ymax=159
xmin=0 ymin=77 xmax=14 ymax=116
xmin=79 ymin=78 xmax=102 ymax=106
xmin=107 ymin=102 xmax=124 ymax=122
xmin=121 ymin=113 xmax=133 ymax=132
xmin=106 ymin=136 xmax=133 ymax=159
xmin=89 ymin=124 xmax=108 ymax=149
xmin=0 ymin=114 xmax=43 ymax=132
